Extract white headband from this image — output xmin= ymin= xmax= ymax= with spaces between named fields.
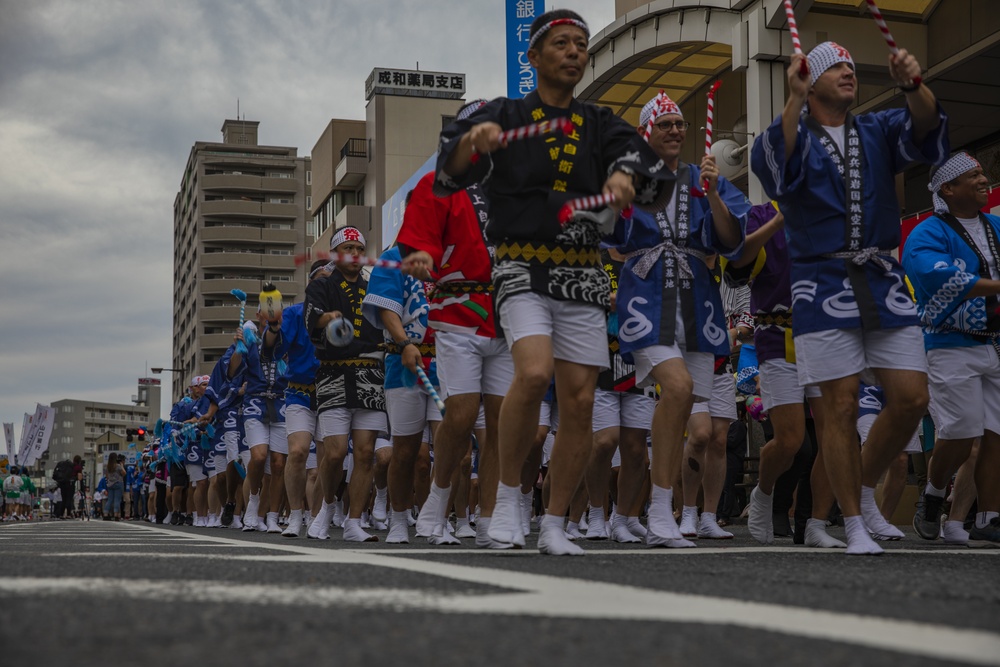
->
xmin=807 ymin=41 xmax=855 ymax=86
xmin=929 ymin=153 xmax=981 ymax=214
xmin=527 ymin=17 xmax=589 ymax=51
xmin=330 ymin=226 xmax=366 ymax=250
xmin=639 ymin=91 xmax=683 ymax=141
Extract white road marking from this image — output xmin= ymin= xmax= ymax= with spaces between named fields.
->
xmin=6 ymin=522 xmax=1000 ymax=665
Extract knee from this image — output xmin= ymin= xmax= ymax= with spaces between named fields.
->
xmin=514 ymin=368 xmax=553 ymax=399
xmin=375 ymin=449 xmax=393 ymax=470
xmin=892 ymin=385 xmax=929 ymax=419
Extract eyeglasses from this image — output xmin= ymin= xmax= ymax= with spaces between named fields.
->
xmin=654 ymin=120 xmax=690 ymax=132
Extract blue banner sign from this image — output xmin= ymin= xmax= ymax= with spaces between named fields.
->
xmin=506 ymin=0 xmax=544 ymax=99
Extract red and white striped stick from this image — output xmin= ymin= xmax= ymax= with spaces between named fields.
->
xmin=293 ymin=250 xmax=402 ymax=270
xmin=703 ymin=80 xmax=722 ymax=193
xmin=499 ymin=117 xmax=574 ymax=144
xmin=558 ymin=192 xmax=617 ymax=224
xmin=471 ymin=117 xmax=575 ymax=165
xmin=864 ymin=0 xmax=922 ymax=87
xmin=783 ymin=0 xmax=809 ymax=76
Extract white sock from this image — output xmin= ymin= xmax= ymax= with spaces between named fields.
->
xmin=376 ymin=486 xmax=387 ymax=500
xmin=860 ymin=485 xmax=877 ymax=508
xmin=975 ymin=511 xmax=999 ymax=529
xmin=924 ymin=481 xmax=947 ymax=498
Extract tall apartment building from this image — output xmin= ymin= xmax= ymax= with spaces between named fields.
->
xmin=173 ymin=120 xmax=312 ymax=400
xmin=311 ymin=68 xmax=466 ymax=253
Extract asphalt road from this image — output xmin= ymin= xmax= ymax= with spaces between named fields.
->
xmin=1 ymin=519 xmax=997 ymax=667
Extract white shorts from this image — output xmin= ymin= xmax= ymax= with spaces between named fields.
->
xmin=690 ymin=372 xmax=738 ymax=420
xmin=794 ymin=326 xmax=927 ymax=386
xmin=374 ymin=436 xmax=393 ymax=452
xmin=927 ymin=345 xmax=1000 ymax=440
xmin=435 ymin=331 xmax=514 ymax=398
xmin=284 ymin=404 xmax=317 ymax=438
xmin=239 ymin=450 xmax=251 ymax=469
xmin=758 ymin=358 xmax=822 ymax=411
xmin=632 ymin=344 xmax=713 ymax=401
xmin=611 ymin=447 xmax=621 ymax=468
xmin=857 ymin=414 xmax=921 ymax=454
xmin=318 ymin=408 xmax=387 ymax=438
xmin=498 ymin=292 xmax=610 ymax=369
xmin=244 ymin=419 xmax=287 ymax=454
xmin=185 ymin=464 xmax=207 ymax=484
xmin=475 ymin=402 xmax=486 ymax=431
xmin=539 ymin=400 xmax=552 ymax=428
xmin=386 ymin=387 xmax=440 ymax=437
xmin=541 ymin=431 xmax=555 ymax=467
xmin=422 ymin=423 xmax=435 ymax=445
xmin=223 ymin=429 xmax=240 ymax=463
xmin=306 ymin=441 xmax=318 ymax=470
xmin=210 ymin=454 xmax=227 ymax=477
xmin=592 ymin=389 xmax=656 ymax=431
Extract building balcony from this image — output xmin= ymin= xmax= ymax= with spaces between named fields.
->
xmin=261 ymin=228 xmax=298 ymax=245
xmin=260 ymin=177 xmax=299 ymax=193
xmin=335 ymin=138 xmax=367 ymax=188
xmin=201 ymin=226 xmax=262 ymax=242
xmin=334 ymin=205 xmax=370 ymax=231
xmin=261 ymin=202 xmax=298 ymax=219
xmin=199 ymin=279 xmax=263 ymax=296
xmin=202 ymin=174 xmax=264 ymax=192
xmin=261 ymin=254 xmax=295 ymax=270
xmin=200 ymin=333 xmax=238 ymax=350
xmin=201 ymin=253 xmax=262 ymax=269
xmin=202 ymin=199 xmax=263 ymax=217
xmin=200 ymin=305 xmax=243 ymax=323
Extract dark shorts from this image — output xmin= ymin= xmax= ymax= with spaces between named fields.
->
xmin=169 ymin=462 xmax=190 ymax=488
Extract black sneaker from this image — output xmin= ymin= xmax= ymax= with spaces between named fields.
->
xmin=171 ymin=512 xmax=183 ymax=526
xmin=184 ymin=513 xmax=194 ymax=526
xmin=221 ymin=502 xmax=235 ymax=527
xmin=968 ymin=517 xmax=1000 ymax=546
xmin=913 ymin=490 xmax=944 ymax=540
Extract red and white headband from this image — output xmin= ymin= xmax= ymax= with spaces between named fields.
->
xmin=527 ymin=17 xmax=590 ymax=51
xmin=639 ymin=91 xmax=683 ymax=141
xmin=330 ymin=226 xmax=366 ymax=251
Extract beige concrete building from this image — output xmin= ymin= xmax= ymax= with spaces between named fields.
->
xmin=44 ymin=376 xmax=160 ymax=479
xmin=172 ymin=120 xmax=312 ymax=399
xmin=311 ymin=67 xmax=466 ymax=254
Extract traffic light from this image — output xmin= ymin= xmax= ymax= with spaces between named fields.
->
xmin=126 ymin=429 xmax=135 ymax=443
xmin=137 ymin=427 xmax=146 ymax=442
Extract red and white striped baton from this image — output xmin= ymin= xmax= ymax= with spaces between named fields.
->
xmin=783 ymin=0 xmax=809 ymax=76
xmin=703 ymin=80 xmax=722 ymax=193
xmin=864 ymin=0 xmax=922 ymax=87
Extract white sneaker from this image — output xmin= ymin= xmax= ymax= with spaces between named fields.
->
xmin=331 ymin=501 xmax=345 ymax=528
xmin=487 ymin=484 xmax=525 ymax=547
xmin=255 ymin=518 xmax=268 ymax=532
xmin=242 ymin=494 xmax=260 ymax=531
xmin=475 ymin=517 xmax=515 ymax=550
xmin=429 ymin=523 xmax=461 ymax=545
xmin=697 ymin=513 xmax=733 ymax=539
xmin=373 ymin=488 xmax=388 ymax=522
xmin=611 ymin=515 xmax=641 ymax=543
xmin=679 ymin=506 xmax=699 ymax=538
xmin=386 ymin=510 xmax=410 ymax=544
xmin=416 ymin=484 xmax=447 ymax=538
xmin=407 ymin=508 xmax=417 ymax=526
xmin=539 ymin=515 xmax=585 ymax=556
xmin=342 ymin=517 xmax=378 ymax=542
xmin=282 ymin=510 xmax=303 ymax=538
xmin=371 ymin=519 xmax=388 ymax=531
xmin=164 ymin=511 xmax=173 ymax=525
xmin=266 ymin=512 xmax=281 ymax=534
xmin=520 ymin=491 xmax=533 ymax=536
xmin=565 ymin=521 xmax=584 ymax=540
xmin=626 ymin=517 xmax=647 ymax=539
xmin=307 ymin=503 xmax=330 ymax=540
xmin=454 ymin=518 xmax=476 ymax=539
xmin=863 ymin=509 xmax=906 ymax=541
xmin=231 ymin=516 xmax=244 ymax=530
xmin=584 ymin=506 xmax=608 ymax=540
xmin=747 ymin=485 xmax=774 ymax=545
xmin=804 ymin=518 xmax=847 ymax=548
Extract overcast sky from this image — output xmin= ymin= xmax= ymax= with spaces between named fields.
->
xmin=0 ymin=0 xmax=615 ymax=451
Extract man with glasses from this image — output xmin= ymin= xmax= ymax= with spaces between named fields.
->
xmin=613 ymin=91 xmax=748 ymax=548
